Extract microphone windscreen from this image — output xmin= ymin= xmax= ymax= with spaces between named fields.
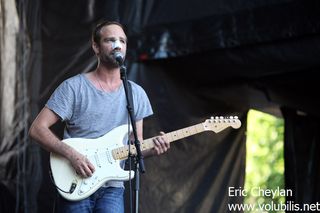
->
xmin=113 ymin=52 xmax=124 ymax=65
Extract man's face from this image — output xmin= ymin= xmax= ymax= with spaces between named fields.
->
xmin=95 ymin=24 xmax=127 ymax=67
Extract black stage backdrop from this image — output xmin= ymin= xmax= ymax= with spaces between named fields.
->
xmin=1 ymin=0 xmax=320 ymax=212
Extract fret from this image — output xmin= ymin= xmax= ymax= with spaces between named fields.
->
xmin=166 ymin=132 xmax=174 ymax=142
xmin=196 ymin=123 xmax=204 ymax=132
xmin=170 ymin=130 xmax=179 ymax=141
xmin=143 ymin=139 xmax=153 ymax=150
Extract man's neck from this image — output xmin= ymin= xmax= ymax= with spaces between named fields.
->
xmin=93 ymin=65 xmax=123 ymax=93
xmin=96 ymin=65 xmax=120 ymax=82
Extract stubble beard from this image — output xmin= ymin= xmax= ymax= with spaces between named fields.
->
xmin=100 ymin=53 xmax=119 ymax=69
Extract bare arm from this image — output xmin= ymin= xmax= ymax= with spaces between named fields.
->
xmin=134 ymin=120 xmax=170 ymax=157
xmin=29 ymin=107 xmax=95 ymax=177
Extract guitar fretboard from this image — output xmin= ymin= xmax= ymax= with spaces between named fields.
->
xmin=112 ymin=123 xmax=206 ymax=160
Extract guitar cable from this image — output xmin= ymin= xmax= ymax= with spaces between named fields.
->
xmin=48 ymin=167 xmax=75 ymax=194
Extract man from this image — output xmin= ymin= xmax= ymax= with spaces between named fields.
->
xmin=29 ymin=21 xmax=170 ymax=213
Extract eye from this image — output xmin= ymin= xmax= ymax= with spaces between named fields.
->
xmin=120 ymin=39 xmax=127 ymax=44
xmin=104 ymin=38 xmax=116 ymax=43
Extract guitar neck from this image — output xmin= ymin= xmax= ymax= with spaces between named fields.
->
xmin=112 ymin=123 xmax=206 ymax=160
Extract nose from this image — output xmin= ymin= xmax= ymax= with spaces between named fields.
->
xmin=112 ymin=40 xmax=122 ymax=50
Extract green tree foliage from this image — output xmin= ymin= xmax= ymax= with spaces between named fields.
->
xmin=244 ymin=110 xmax=284 ymax=213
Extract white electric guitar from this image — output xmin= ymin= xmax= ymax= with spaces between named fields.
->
xmin=50 ymin=116 xmax=241 ymax=201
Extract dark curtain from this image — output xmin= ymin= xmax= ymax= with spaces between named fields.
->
xmin=282 ymin=108 xmax=320 ymax=212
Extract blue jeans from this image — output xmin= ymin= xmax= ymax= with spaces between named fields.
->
xmin=56 ymin=187 xmax=124 ymax=213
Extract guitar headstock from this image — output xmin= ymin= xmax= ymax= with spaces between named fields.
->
xmin=203 ymin=116 xmax=241 ymax=133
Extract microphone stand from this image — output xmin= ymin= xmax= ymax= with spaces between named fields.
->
xmin=120 ymin=63 xmax=145 ymax=213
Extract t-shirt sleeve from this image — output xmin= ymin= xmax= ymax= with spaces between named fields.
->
xmin=46 ymin=80 xmax=75 ymax=121
xmin=133 ymin=84 xmax=153 ymax=121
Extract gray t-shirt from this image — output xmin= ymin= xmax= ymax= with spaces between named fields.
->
xmin=46 ymin=73 xmax=153 ymax=188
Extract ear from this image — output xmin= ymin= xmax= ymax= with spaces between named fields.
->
xmin=92 ymin=42 xmax=100 ymax=55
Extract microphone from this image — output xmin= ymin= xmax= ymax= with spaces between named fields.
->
xmin=113 ymin=52 xmax=124 ymax=65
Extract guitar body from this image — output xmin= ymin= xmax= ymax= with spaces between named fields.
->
xmin=50 ymin=124 xmax=134 ymax=201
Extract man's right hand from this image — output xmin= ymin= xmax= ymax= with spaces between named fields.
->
xmin=69 ymin=151 xmax=95 ymax=178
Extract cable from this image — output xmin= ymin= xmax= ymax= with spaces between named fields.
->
xmin=48 ymin=168 xmax=75 ymax=194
